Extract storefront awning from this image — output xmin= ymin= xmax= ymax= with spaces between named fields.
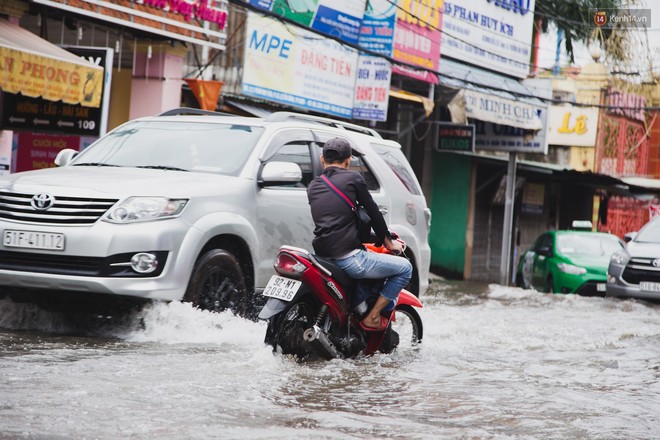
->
xmin=0 ymin=20 xmax=103 ymax=107
xmin=440 ymin=58 xmax=546 ymax=130
xmin=447 ymin=150 xmax=660 ymax=199
xmin=389 ymin=87 xmax=435 ymax=117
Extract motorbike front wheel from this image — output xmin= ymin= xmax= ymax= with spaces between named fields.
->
xmin=392 ymin=304 xmax=423 ymax=346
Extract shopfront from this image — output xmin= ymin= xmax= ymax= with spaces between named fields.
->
xmin=0 ymin=0 xmax=228 ymax=173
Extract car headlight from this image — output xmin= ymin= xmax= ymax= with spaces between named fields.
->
xmin=557 ymin=262 xmax=587 ymax=275
xmin=610 ymin=251 xmax=629 ymax=265
xmin=104 ymin=197 xmax=188 ymax=223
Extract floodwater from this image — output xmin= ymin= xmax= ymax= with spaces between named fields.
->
xmin=0 ymin=279 xmax=659 ymax=439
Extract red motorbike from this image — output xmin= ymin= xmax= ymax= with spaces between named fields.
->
xmin=258 ymin=242 xmax=423 ymax=361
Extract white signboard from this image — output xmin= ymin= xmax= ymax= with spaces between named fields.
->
xmin=352 ymin=56 xmax=391 ymax=121
xmin=442 ymin=0 xmax=536 ymax=78
xmin=472 ymin=105 xmax=549 ymax=154
xmin=464 ymin=89 xmax=543 ymax=131
xmin=547 ymin=106 xmax=600 ymax=147
xmin=242 ymin=12 xmax=358 ymax=119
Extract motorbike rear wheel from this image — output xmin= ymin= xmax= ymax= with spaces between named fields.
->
xmin=266 ymin=296 xmax=318 ymax=361
xmin=392 ymin=304 xmax=423 ymax=346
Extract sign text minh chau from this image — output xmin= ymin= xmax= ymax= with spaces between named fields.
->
xmin=137 ymin=0 xmax=227 ymax=27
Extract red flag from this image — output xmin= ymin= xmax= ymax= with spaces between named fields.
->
xmin=184 ymin=79 xmax=223 ymax=111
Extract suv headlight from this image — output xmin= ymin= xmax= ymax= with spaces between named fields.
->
xmin=557 ymin=262 xmax=587 ymax=275
xmin=610 ymin=251 xmax=629 ymax=265
xmin=104 ymin=197 xmax=188 ymax=223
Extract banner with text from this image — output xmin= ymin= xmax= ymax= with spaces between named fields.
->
xmin=442 ymin=0 xmax=536 ymax=78
xmin=547 ymin=105 xmax=599 ymax=147
xmin=462 ymin=89 xmax=543 ymax=130
xmin=352 ymin=56 xmax=391 ymax=121
xmin=248 ymin=0 xmax=366 ymax=45
xmin=392 ymin=0 xmax=443 ymax=84
xmin=243 ymin=12 xmax=358 ymax=118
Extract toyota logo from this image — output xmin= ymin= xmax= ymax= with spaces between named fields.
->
xmin=31 ymin=193 xmax=55 ymax=211
xmin=653 ymin=259 xmax=660 ymax=268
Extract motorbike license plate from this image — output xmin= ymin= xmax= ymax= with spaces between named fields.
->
xmin=639 ymin=281 xmax=660 ymax=292
xmin=597 ymin=283 xmax=606 ymax=292
xmin=263 ymin=275 xmax=302 ymax=302
xmin=3 ymin=229 xmax=65 ymax=251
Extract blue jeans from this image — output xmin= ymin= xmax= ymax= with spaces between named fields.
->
xmin=333 ymin=249 xmax=413 ymax=310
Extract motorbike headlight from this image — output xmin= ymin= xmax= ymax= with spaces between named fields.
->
xmin=610 ymin=251 xmax=629 ymax=265
xmin=557 ymin=262 xmax=587 ymax=275
xmin=104 ymin=197 xmax=188 ymax=223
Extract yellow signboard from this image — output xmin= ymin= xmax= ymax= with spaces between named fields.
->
xmin=0 ymin=20 xmax=103 ymax=108
xmin=0 ymin=46 xmax=103 ymax=108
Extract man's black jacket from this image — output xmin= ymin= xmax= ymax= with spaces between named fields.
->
xmin=307 ymin=166 xmax=388 ymax=258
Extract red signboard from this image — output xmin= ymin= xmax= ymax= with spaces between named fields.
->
xmin=15 ymin=133 xmax=81 ymax=172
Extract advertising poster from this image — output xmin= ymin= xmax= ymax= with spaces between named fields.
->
xmin=358 ymin=0 xmax=397 ymax=56
xmin=352 ymin=56 xmax=391 ymax=121
xmin=15 ymin=133 xmax=81 ymax=173
xmin=442 ymin=0 xmax=536 ymax=78
xmin=243 ymin=12 xmax=358 ymax=119
xmin=249 ymin=0 xmax=366 ymax=45
xmin=392 ymin=0 xmax=443 ymax=84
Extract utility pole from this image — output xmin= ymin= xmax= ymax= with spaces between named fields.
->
xmin=500 ymin=152 xmax=517 ymax=286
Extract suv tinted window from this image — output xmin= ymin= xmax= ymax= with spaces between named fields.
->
xmin=313 ymin=143 xmax=380 ymax=191
xmin=73 ymin=121 xmax=263 ymax=175
xmin=372 ymin=144 xmax=422 ymax=195
xmin=264 ymin=141 xmax=314 ymax=187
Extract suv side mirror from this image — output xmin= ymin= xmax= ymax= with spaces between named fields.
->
xmin=258 ymin=161 xmax=302 ymax=187
xmin=624 ymin=232 xmax=637 ymax=243
xmin=54 ymin=148 xmax=78 ymax=166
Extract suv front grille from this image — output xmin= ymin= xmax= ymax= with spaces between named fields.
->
xmin=621 ymin=257 xmax=660 ymax=284
xmin=0 ymin=191 xmax=117 ymax=224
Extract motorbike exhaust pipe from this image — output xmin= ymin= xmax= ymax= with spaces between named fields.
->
xmin=303 ymin=325 xmax=343 ymax=360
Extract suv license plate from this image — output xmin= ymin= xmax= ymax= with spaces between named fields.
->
xmin=3 ymin=230 xmax=65 ymax=251
xmin=263 ymin=275 xmax=302 ymax=302
xmin=597 ymin=283 xmax=606 ymax=292
xmin=639 ymin=281 xmax=660 ymax=292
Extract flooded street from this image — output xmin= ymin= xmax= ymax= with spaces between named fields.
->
xmin=1 ymin=279 xmax=659 ymax=439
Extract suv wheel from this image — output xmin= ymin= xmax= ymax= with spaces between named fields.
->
xmin=184 ymin=249 xmax=248 ymax=317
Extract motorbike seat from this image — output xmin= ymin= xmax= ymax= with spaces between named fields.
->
xmin=313 ymin=255 xmax=356 ymax=296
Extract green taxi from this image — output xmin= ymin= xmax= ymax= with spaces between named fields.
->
xmin=515 ymin=226 xmax=625 ymax=295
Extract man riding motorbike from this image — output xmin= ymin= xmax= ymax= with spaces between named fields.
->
xmin=306 ymin=137 xmax=412 ymax=331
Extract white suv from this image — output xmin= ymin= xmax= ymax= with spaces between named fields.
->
xmin=0 ymin=109 xmax=431 ymax=317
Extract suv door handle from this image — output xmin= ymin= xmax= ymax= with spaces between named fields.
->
xmin=378 ymin=205 xmax=388 ymax=215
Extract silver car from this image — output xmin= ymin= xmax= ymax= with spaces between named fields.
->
xmin=0 ymin=110 xmax=431 ymax=316
xmin=607 ymin=217 xmax=660 ymax=302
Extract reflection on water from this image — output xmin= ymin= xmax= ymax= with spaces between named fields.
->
xmin=0 ymin=280 xmax=659 ymax=439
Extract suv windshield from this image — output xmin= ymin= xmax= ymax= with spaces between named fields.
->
xmin=634 ymin=218 xmax=660 ymax=243
xmin=556 ymin=234 xmax=623 ymax=256
xmin=73 ymin=121 xmax=264 ymax=175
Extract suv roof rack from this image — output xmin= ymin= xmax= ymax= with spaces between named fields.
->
xmin=158 ymin=107 xmax=239 ymax=117
xmin=264 ymin=112 xmax=381 ymax=138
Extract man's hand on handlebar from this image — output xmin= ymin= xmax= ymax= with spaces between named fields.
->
xmin=384 ymin=232 xmax=406 ymax=256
